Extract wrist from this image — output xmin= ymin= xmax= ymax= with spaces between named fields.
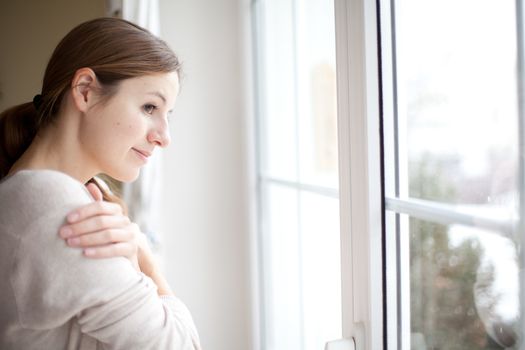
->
xmin=138 ymin=251 xmax=158 ymax=276
xmin=147 ymin=268 xmax=174 ymax=296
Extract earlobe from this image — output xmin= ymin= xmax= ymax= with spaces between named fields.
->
xmin=71 ymin=68 xmax=99 ymax=113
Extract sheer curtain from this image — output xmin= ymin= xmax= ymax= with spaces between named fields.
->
xmin=122 ymin=0 xmax=160 ymax=35
xmin=117 ymin=0 xmax=164 ymax=248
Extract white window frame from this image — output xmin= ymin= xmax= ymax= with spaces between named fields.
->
xmin=333 ymin=0 xmax=383 ymax=349
xmin=517 ymin=0 xmax=525 ymax=344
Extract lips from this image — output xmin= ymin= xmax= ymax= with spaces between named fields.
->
xmin=132 ymin=148 xmax=152 ymax=162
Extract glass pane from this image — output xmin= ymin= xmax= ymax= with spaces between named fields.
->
xmin=296 ymin=0 xmax=339 ymax=189
xmin=396 ymin=0 xmax=518 ymax=212
xmin=408 ymin=217 xmax=519 ymax=349
xmin=300 ymin=191 xmax=342 ymax=350
xmin=261 ymin=182 xmax=342 ymax=349
xmin=258 ymin=0 xmax=341 ymax=348
xmin=260 ymin=0 xmax=298 ymax=182
xmin=261 ymin=183 xmax=301 ymax=349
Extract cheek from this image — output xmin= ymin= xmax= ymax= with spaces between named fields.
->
xmin=82 ymin=105 xmax=146 ymax=160
xmin=112 ymin=115 xmax=144 ymax=143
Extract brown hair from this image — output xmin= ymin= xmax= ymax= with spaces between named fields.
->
xmin=0 ymin=17 xmax=181 ymax=207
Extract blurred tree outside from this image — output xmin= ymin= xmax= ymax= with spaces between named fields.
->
xmin=409 ymin=156 xmax=504 ymax=349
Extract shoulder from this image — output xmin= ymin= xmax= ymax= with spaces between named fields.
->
xmin=1 ymin=169 xmax=89 ymax=200
xmin=0 ymin=170 xmax=91 ymax=216
xmin=0 ymin=170 xmax=92 ymax=241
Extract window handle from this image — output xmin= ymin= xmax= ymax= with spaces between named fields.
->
xmin=324 ymin=338 xmax=355 ymax=350
xmin=325 ymin=322 xmax=365 ymax=350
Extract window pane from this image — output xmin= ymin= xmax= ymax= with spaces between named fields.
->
xmin=261 ymin=183 xmax=302 ymax=349
xmin=396 ymin=0 xmax=518 ymax=211
xmin=300 ymin=191 xmax=342 ymax=350
xmin=261 ymin=183 xmax=342 ymax=349
xmin=259 ymin=0 xmax=338 ymax=189
xmin=260 ymin=0 xmax=298 ymax=182
xmin=257 ymin=0 xmax=341 ymax=348
xmin=296 ymin=0 xmax=339 ymax=190
xmin=408 ymin=217 xmax=519 ymax=349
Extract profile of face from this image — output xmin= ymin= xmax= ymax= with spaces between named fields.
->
xmin=77 ymin=71 xmax=180 ymax=182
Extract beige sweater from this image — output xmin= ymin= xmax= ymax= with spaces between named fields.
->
xmin=0 ymin=170 xmax=200 ymax=350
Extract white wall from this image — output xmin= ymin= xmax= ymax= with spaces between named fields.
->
xmin=158 ymin=1 xmax=254 ymax=349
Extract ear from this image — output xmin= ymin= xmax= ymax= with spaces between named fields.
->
xmin=71 ymin=68 xmax=99 ymax=113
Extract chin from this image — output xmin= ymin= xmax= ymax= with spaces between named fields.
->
xmin=111 ymin=168 xmax=141 ymax=183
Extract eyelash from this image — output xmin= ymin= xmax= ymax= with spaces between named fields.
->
xmin=143 ymin=104 xmax=157 ymax=115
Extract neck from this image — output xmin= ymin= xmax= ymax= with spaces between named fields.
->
xmin=8 ymin=106 xmax=98 ymax=184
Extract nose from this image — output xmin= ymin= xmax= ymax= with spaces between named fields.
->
xmin=147 ymin=119 xmax=171 ymax=147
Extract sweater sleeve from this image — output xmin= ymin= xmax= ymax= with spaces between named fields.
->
xmin=9 ymin=171 xmax=200 ymax=350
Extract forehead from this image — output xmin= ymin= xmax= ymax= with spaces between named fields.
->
xmin=119 ymin=72 xmax=180 ymax=103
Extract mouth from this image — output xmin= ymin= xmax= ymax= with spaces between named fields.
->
xmin=132 ymin=148 xmax=152 ymax=162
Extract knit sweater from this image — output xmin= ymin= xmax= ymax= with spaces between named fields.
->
xmin=0 ymin=170 xmax=200 ymax=350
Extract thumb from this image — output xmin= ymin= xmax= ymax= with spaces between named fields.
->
xmin=86 ymin=182 xmax=104 ymax=202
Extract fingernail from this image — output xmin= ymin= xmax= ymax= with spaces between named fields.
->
xmin=60 ymin=227 xmax=72 ymax=238
xmin=67 ymin=237 xmax=80 ymax=246
xmin=67 ymin=213 xmax=79 ymax=223
xmin=84 ymin=248 xmax=95 ymax=256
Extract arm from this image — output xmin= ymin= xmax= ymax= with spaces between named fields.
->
xmin=10 ymin=171 xmax=200 ymax=349
xmin=60 ymin=183 xmax=174 ymax=296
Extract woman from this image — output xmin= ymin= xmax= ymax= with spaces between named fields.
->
xmin=0 ymin=17 xmax=200 ymax=349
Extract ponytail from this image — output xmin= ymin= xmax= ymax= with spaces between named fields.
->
xmin=0 ymin=102 xmax=39 ymax=180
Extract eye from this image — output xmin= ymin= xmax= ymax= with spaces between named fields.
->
xmin=143 ymin=103 xmax=157 ymax=115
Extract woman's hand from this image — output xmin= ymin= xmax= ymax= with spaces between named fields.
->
xmin=59 ymin=183 xmax=141 ymax=271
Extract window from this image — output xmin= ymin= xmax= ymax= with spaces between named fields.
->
xmin=255 ymin=0 xmax=524 ymax=348
xmin=381 ymin=0 xmax=521 ymax=348
xmin=326 ymin=0 xmax=523 ymax=349
xmin=252 ymin=0 xmax=341 ymax=349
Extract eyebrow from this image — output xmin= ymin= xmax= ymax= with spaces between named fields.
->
xmin=147 ymin=91 xmax=166 ymax=104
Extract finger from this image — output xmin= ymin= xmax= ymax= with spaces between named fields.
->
xmin=86 ymin=182 xmax=104 ymax=202
xmin=66 ymin=228 xmax=134 ymax=247
xmin=60 ymin=214 xmax=130 ymax=238
xmin=83 ymin=242 xmax=136 ymax=259
xmin=65 ymin=200 xmax=122 ymax=224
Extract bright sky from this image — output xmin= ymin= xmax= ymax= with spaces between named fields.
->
xmin=399 ymin=0 xmax=518 ymax=178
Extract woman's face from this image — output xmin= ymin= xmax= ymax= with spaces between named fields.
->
xmin=79 ymin=72 xmax=180 ymax=182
